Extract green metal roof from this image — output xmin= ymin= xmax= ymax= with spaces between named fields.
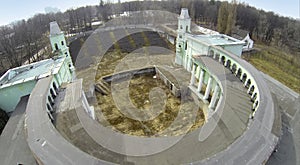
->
xmin=193 ymin=34 xmax=245 ymax=46
xmin=0 ymin=57 xmax=65 ymax=88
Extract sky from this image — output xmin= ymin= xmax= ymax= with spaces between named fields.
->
xmin=0 ymin=0 xmax=299 ymax=26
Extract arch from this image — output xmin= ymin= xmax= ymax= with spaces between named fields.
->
xmin=215 ymin=53 xmax=220 ymax=61
xmin=50 ymin=88 xmax=56 ymax=99
xmin=251 ymin=93 xmax=257 ymax=102
xmin=61 ymin=41 xmax=64 ymax=46
xmin=245 ymin=79 xmax=251 ymax=89
xmin=209 ymin=50 xmax=214 ymax=57
xmin=226 ymin=60 xmax=231 ymax=69
xmin=236 ymin=68 xmax=242 ymax=79
xmin=231 ymin=63 xmax=237 ymax=74
xmin=253 ymin=100 xmax=259 ymax=110
xmin=53 ymin=82 xmax=58 ymax=91
xmin=48 ymin=96 xmax=54 ymax=105
xmin=242 ymin=73 xmax=247 ymax=83
xmin=248 ymin=85 xmax=255 ymax=95
xmin=47 ymin=103 xmax=53 ymax=112
xmin=220 ymin=56 xmax=226 ymax=65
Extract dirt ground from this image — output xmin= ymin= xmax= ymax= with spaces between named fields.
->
xmin=91 ymin=31 xmax=205 ymax=137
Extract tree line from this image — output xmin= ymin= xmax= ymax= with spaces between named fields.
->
xmin=0 ymin=0 xmax=299 ymax=75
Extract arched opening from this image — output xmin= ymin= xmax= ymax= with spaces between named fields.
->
xmin=47 ymin=103 xmax=52 ymax=112
xmin=248 ymin=85 xmax=255 ymax=95
xmin=54 ymin=43 xmax=58 ymax=50
xmin=251 ymin=93 xmax=257 ymax=102
xmin=226 ymin=60 xmax=231 ymax=69
xmin=215 ymin=53 xmax=220 ymax=61
xmin=246 ymin=79 xmax=251 ymax=89
xmin=209 ymin=50 xmax=214 ymax=57
xmin=253 ymin=100 xmax=259 ymax=110
xmin=220 ymin=56 xmax=226 ymax=65
xmin=236 ymin=68 xmax=242 ymax=78
xmin=242 ymin=73 xmax=247 ymax=83
xmin=48 ymin=96 xmax=54 ymax=106
xmin=53 ymin=82 xmax=58 ymax=91
xmin=231 ymin=64 xmax=237 ymax=74
xmin=50 ymin=88 xmax=56 ymax=99
xmin=186 ymin=26 xmax=188 ymax=32
xmin=61 ymin=41 xmax=64 ymax=46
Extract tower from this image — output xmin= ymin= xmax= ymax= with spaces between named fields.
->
xmin=49 ymin=21 xmax=75 ymax=79
xmin=175 ymin=8 xmax=191 ymax=66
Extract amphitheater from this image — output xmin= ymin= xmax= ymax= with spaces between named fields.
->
xmin=2 ymin=9 xmax=299 ymax=165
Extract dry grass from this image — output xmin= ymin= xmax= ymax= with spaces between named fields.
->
xmin=244 ymin=44 xmax=300 ymax=93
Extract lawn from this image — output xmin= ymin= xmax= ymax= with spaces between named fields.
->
xmin=243 ymin=44 xmax=300 ymax=93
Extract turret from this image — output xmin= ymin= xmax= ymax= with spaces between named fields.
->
xmin=50 ymin=22 xmax=68 ymax=55
xmin=175 ymin=8 xmax=191 ymax=66
xmin=49 ymin=21 xmax=75 ymax=79
xmin=178 ymin=8 xmax=191 ymax=33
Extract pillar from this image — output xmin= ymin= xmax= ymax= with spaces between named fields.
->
xmin=213 ymin=53 xmax=216 ymax=59
xmin=244 ymin=78 xmax=249 ymax=87
xmin=204 ymin=76 xmax=212 ymax=100
xmin=247 ymin=85 xmax=253 ymax=94
xmin=252 ymin=101 xmax=258 ymax=110
xmin=51 ymin=87 xmax=57 ymax=96
xmin=208 ymin=85 xmax=219 ymax=109
xmin=251 ymin=92 xmax=257 ymax=100
xmin=235 ymin=69 xmax=241 ymax=79
xmin=197 ymin=69 xmax=204 ymax=92
xmin=190 ymin=64 xmax=196 ymax=86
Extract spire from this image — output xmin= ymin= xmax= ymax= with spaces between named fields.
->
xmin=179 ymin=8 xmax=190 ymax=19
xmin=50 ymin=21 xmax=63 ymax=36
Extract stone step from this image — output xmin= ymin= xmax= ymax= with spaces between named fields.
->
xmin=95 ymin=84 xmax=109 ymax=95
xmin=95 ymin=79 xmax=110 ymax=95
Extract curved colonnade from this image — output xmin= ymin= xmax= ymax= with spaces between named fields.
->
xmin=189 ymin=43 xmax=260 ymax=119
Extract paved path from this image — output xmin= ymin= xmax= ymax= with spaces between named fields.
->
xmin=0 ymin=96 xmax=37 ymax=165
xmin=263 ymin=72 xmax=300 ymax=165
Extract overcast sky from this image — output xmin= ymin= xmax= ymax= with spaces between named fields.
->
xmin=0 ymin=0 xmax=299 ymax=26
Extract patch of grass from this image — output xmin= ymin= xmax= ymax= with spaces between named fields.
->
xmin=244 ymin=44 xmax=300 ymax=93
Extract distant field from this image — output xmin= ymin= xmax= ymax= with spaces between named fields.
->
xmin=243 ymin=44 xmax=300 ymax=93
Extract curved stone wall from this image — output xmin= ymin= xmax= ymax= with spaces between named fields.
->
xmin=25 ymin=76 xmax=111 ymax=165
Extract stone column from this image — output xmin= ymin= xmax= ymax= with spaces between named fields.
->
xmin=244 ymin=78 xmax=249 ymax=87
xmin=247 ymin=85 xmax=253 ymax=94
xmin=208 ymin=85 xmax=219 ymax=109
xmin=252 ymin=101 xmax=258 ymax=110
xmin=224 ymin=60 xmax=227 ymax=66
xmin=51 ymin=87 xmax=57 ymax=96
xmin=251 ymin=92 xmax=257 ymax=100
xmin=197 ymin=69 xmax=204 ymax=92
xmin=204 ymin=76 xmax=212 ymax=100
xmin=190 ymin=63 xmax=196 ymax=86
